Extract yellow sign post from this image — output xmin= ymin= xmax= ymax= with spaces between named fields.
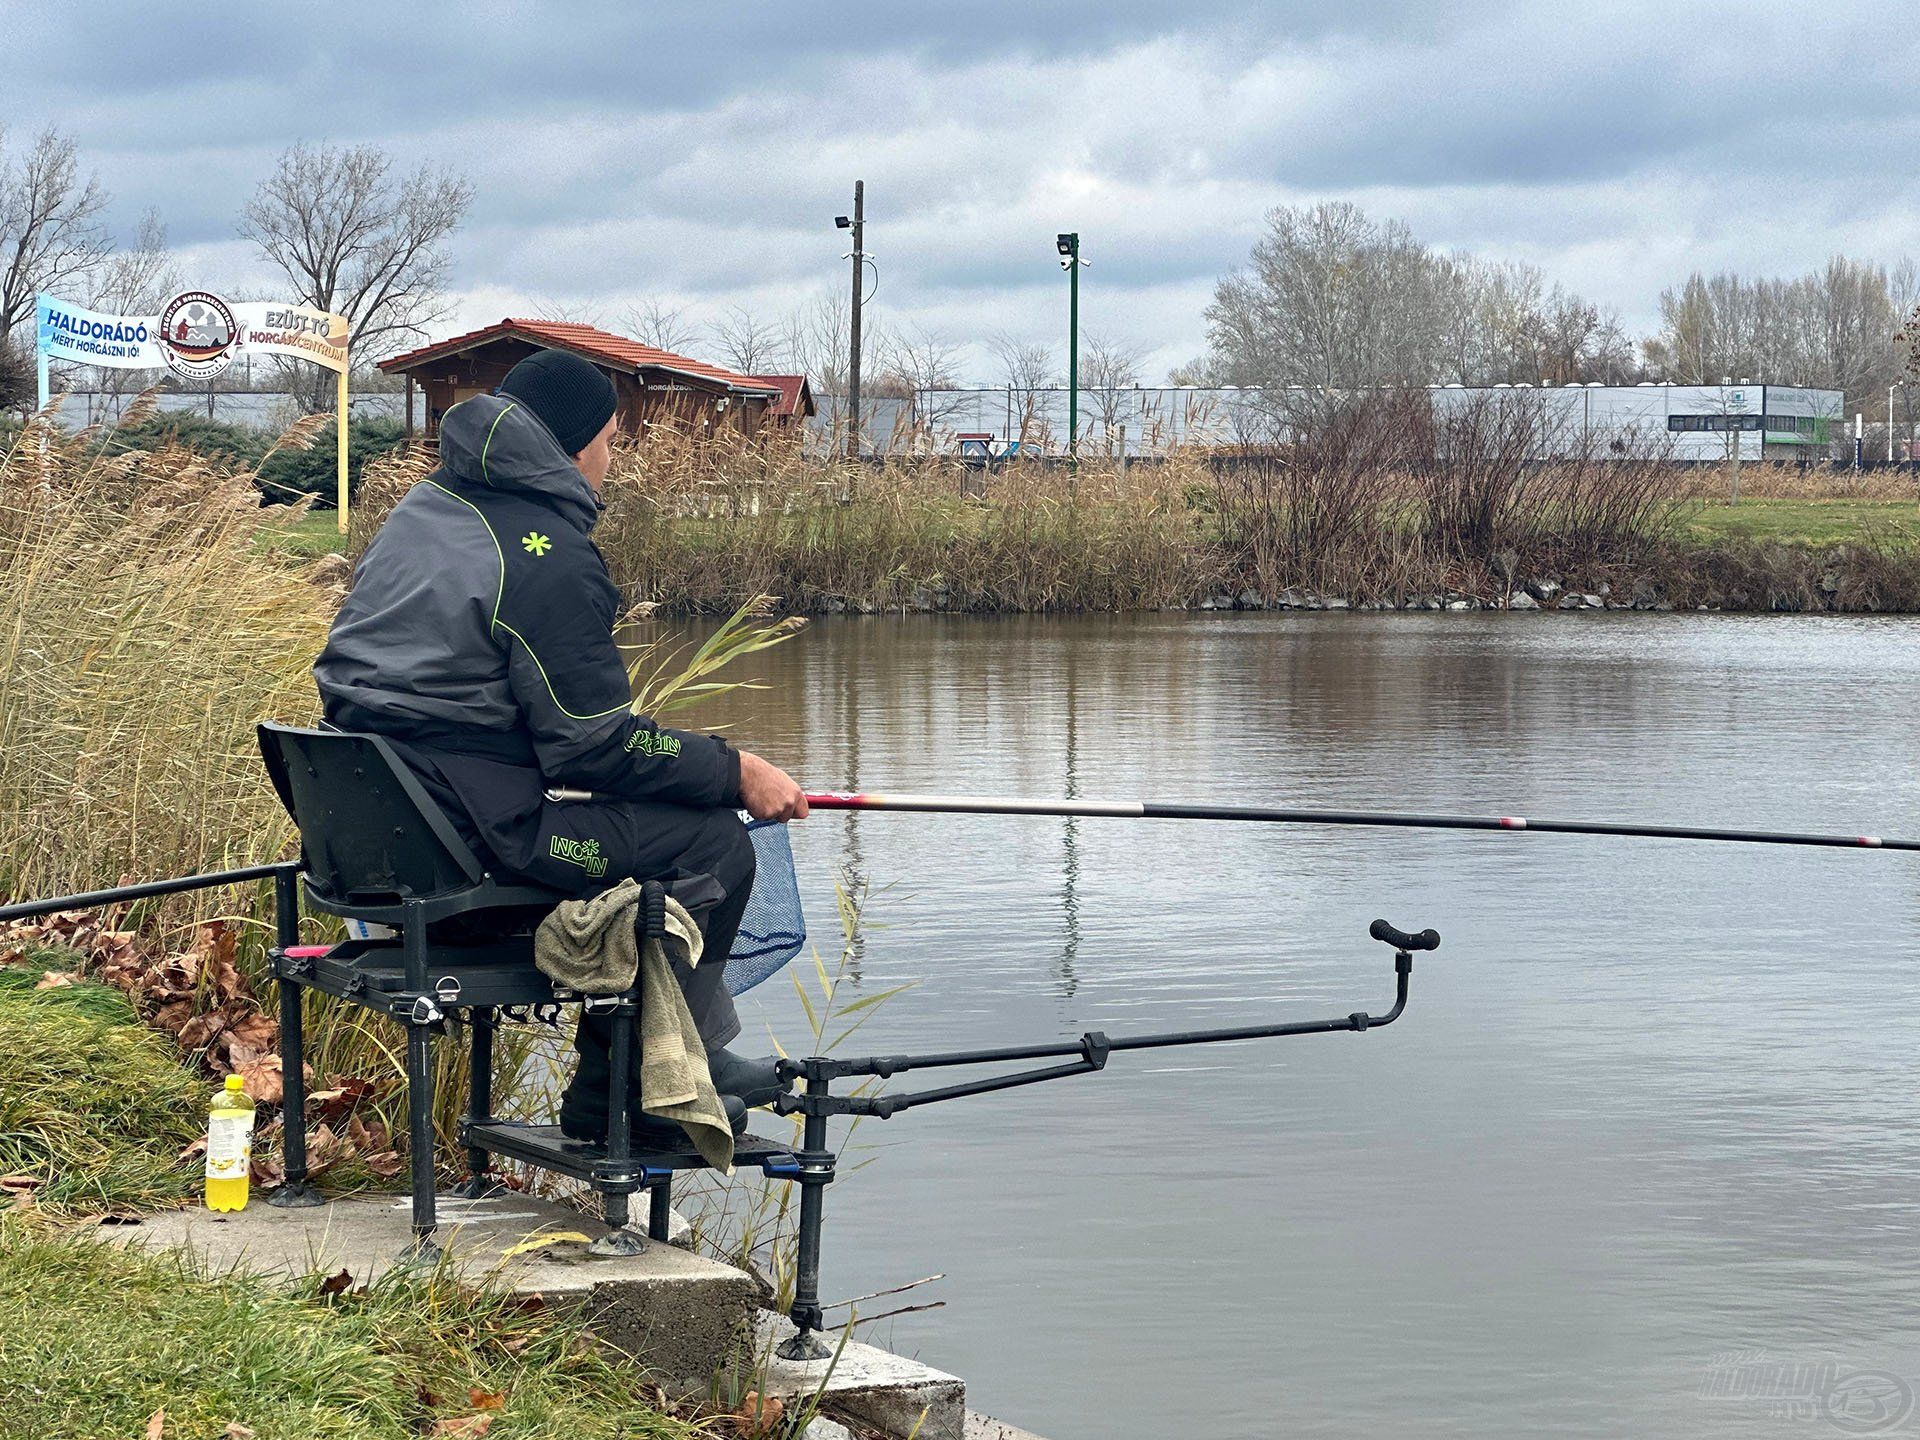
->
xmin=337 ymin=364 xmax=351 ymax=532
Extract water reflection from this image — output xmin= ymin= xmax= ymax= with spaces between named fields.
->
xmin=1056 ymin=637 xmax=1081 ymax=997
xmin=698 ymin=613 xmax=1920 ymax=1440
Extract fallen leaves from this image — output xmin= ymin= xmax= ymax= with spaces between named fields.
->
xmin=236 ymin=1054 xmax=290 ymax=1107
xmin=4 ymin=914 xmax=278 ymax=1075
xmin=317 ymin=1268 xmax=354 ymax=1299
xmin=428 ymin=1415 xmax=493 ymax=1438
xmin=727 ymin=1390 xmax=785 ymax=1438
xmin=3 ymin=909 xmax=407 ymax=1189
xmin=499 ymin=1231 xmax=593 ymax=1258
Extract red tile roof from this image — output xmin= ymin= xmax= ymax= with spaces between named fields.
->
xmin=378 ymin=317 xmax=781 ymax=397
xmin=740 ymin=374 xmax=813 ymax=419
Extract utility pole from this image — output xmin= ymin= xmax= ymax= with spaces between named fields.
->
xmin=843 ymin=181 xmax=865 ymax=461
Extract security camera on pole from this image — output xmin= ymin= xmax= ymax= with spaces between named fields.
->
xmin=1056 ymin=232 xmax=1088 ymax=467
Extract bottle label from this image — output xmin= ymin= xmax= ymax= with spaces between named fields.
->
xmin=206 ymin=1111 xmax=255 ymax=1178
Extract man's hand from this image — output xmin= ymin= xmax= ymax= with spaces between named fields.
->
xmin=738 ymin=750 xmax=810 ymax=822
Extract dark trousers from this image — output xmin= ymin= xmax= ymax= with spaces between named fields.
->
xmin=507 ymin=798 xmax=756 ymax=1118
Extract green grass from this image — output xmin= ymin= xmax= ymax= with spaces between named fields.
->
xmin=0 ymin=965 xmax=205 ymax=1213
xmin=0 ymin=1220 xmax=710 ymax=1440
xmin=1678 ymin=498 xmax=1920 ymax=550
xmin=256 ymin=507 xmax=347 ymax=560
xmin=0 ymin=963 xmax=707 ymax=1439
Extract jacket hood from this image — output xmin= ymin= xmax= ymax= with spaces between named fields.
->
xmin=438 ymin=393 xmax=600 ymax=528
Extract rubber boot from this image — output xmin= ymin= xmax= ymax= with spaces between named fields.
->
xmin=559 ymin=1016 xmax=750 ymax=1145
xmin=706 ymin=1047 xmax=786 ymax=1109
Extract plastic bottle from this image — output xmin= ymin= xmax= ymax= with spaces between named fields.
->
xmin=204 ymin=1074 xmax=256 ymax=1212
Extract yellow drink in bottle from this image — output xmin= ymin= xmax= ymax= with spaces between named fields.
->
xmin=204 ymin=1074 xmax=255 ymax=1211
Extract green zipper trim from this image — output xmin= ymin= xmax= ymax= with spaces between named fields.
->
xmin=495 ymin=619 xmax=631 ymax=721
xmin=478 ymin=401 xmax=517 ymax=488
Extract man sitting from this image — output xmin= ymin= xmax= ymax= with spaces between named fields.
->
xmin=313 ymin=348 xmax=808 ymax=1141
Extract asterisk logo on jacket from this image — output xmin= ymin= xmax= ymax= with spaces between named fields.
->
xmin=521 ymin=531 xmax=552 ymax=556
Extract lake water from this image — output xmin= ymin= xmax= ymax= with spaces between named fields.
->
xmin=699 ymin=613 xmax=1920 ymax=1439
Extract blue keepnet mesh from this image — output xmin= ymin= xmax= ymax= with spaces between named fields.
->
xmin=723 ymin=819 xmax=807 ymax=996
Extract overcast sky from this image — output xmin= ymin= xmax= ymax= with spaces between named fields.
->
xmin=10 ymin=1 xmax=1919 ymax=381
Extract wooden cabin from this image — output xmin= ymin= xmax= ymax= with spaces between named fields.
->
xmin=379 ymin=318 xmax=785 ymax=445
xmin=740 ymin=373 xmax=815 ymax=430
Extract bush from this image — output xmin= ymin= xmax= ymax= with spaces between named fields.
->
xmin=257 ymin=416 xmax=410 ymax=508
xmin=0 ymin=338 xmax=34 ymax=414
xmin=80 ymin=411 xmax=410 ymax=509
xmin=91 ymin=412 xmax=269 ymax=469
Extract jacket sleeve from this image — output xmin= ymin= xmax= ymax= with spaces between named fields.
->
xmin=496 ymin=542 xmax=741 ymax=808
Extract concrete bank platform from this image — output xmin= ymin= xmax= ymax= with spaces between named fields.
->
xmin=110 ymin=1192 xmax=753 ymax=1389
xmin=803 ymin=1416 xmax=1049 ymax=1440
xmin=113 ymin=1194 xmax=1052 ymax=1440
xmin=750 ymin=1311 xmax=969 ymax=1440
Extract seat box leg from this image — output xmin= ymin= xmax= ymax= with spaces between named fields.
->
xmin=401 ymin=909 xmax=440 ymax=1261
xmin=453 ymin=1007 xmax=507 ymax=1200
xmin=405 ymin=1016 xmax=440 ymax=1259
xmin=267 ymin=867 xmax=320 ymax=1209
xmin=648 ymin=1176 xmax=673 ymax=1242
xmin=588 ymin=995 xmax=647 ymax=1258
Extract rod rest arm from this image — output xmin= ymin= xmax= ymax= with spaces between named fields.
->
xmin=773 ymin=944 xmax=1426 ymax=1121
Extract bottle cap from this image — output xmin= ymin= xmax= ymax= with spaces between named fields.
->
xmin=225 ymin=1075 xmax=246 ymax=1093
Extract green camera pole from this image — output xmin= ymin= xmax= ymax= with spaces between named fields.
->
xmin=1065 ymin=231 xmax=1079 ymax=467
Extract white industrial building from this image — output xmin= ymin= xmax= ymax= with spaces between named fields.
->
xmin=1426 ymin=382 xmax=1844 ymax=462
xmin=809 ymin=382 xmax=1846 ymax=460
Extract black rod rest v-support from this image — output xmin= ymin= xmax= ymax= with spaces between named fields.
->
xmin=765 ymin=917 xmax=1441 ymax=1362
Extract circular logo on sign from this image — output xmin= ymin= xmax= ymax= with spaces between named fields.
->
xmin=157 ymin=290 xmax=238 ymax=380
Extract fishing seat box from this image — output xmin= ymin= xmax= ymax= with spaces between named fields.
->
xmin=256 ymin=721 xmax=797 ymax=1256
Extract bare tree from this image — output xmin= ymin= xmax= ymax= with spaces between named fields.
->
xmin=1081 ymin=331 xmax=1147 ymax=447
xmin=86 ymin=210 xmax=180 ymax=413
xmin=1203 ymin=202 xmax=1450 ymax=420
xmin=0 ymin=126 xmax=109 ymax=348
xmin=708 ymin=305 xmax=784 ymax=374
xmin=531 ymin=297 xmax=609 ymax=326
xmin=783 ymin=292 xmax=885 ymax=445
xmin=875 ymin=325 xmax=968 ymax=441
xmin=1165 ymin=355 xmax=1216 ymax=387
xmin=241 ymin=143 xmax=472 ymax=408
xmin=987 ymin=332 xmax=1059 ymax=447
xmin=621 ymin=297 xmax=699 ymax=354
xmin=1652 ymin=258 xmax=1903 ymax=408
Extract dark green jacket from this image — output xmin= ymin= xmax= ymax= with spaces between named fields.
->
xmin=314 ymin=395 xmax=740 ymax=859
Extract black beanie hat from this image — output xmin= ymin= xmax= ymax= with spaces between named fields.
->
xmin=497 ymin=349 xmax=618 ymax=455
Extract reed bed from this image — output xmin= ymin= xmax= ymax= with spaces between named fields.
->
xmin=0 ymin=406 xmax=328 ymax=907
xmin=589 ymin=424 xmax=1209 ymax=614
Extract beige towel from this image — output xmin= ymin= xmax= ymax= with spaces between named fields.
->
xmin=534 ymin=880 xmax=734 ymax=1171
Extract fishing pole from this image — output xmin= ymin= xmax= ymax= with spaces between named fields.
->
xmin=803 ymin=791 xmax=1917 ymax=854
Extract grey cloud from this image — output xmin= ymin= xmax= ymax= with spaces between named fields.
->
xmin=10 ymin=0 xmax=1920 ymax=380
